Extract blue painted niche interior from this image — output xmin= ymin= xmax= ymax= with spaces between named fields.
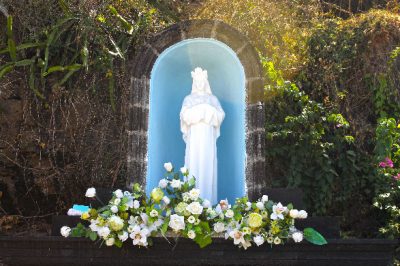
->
xmin=147 ymin=38 xmax=246 ymax=203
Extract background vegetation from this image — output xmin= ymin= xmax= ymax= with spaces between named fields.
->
xmin=0 ymin=0 xmax=399 ymax=240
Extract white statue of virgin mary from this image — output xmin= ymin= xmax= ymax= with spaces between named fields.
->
xmin=180 ymin=67 xmax=225 ymax=204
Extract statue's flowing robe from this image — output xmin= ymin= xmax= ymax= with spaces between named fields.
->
xmin=180 ymin=93 xmax=225 ymax=204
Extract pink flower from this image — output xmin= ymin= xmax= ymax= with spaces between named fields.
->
xmin=379 ymin=157 xmax=394 ymax=168
xmin=394 ymin=173 xmax=400 ymax=181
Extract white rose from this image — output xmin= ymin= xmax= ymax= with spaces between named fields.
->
xmin=225 ymin=209 xmax=234 ymax=218
xmin=298 ymin=210 xmax=308 ymax=219
xmin=253 ymin=235 xmax=265 ymax=246
xmin=105 ymin=237 xmax=115 ymax=246
xmin=158 ymin=178 xmax=168 ymax=189
xmin=187 ymin=230 xmax=196 ymax=239
xmin=150 ymin=209 xmax=159 ymax=217
xmin=261 ymin=195 xmax=269 ymax=203
xmin=162 ymin=196 xmax=170 ymax=205
xmin=256 ymin=201 xmax=265 ymax=210
xmin=188 ymin=188 xmax=200 ymax=201
xmin=114 ymin=189 xmax=123 ymax=198
xmin=182 ymin=192 xmax=190 ymax=202
xmin=133 ymin=200 xmax=140 ymax=209
xmin=114 ymin=198 xmax=121 ymax=205
xmin=202 ymin=199 xmax=211 ymax=208
xmin=187 ymin=216 xmax=196 ymax=224
xmin=169 ymin=214 xmax=185 ymax=231
xmin=85 ymin=187 xmax=96 ymax=198
xmin=164 ymin=162 xmax=173 ymax=172
xmin=171 ymin=179 xmax=182 ymax=189
xmin=118 ymin=231 xmax=129 ymax=242
xmin=60 ymin=226 xmax=71 ymax=237
xmin=186 ymin=202 xmax=203 ymax=215
xmin=292 ymin=231 xmax=303 ymax=243
xmin=108 ymin=215 xmax=124 ymax=231
xmin=289 ymin=209 xmax=299 ymax=219
xmin=213 ymin=222 xmax=225 ymax=233
xmin=180 ymin=166 xmax=188 ymax=175
xmin=98 ymin=227 xmax=110 ymax=238
xmin=110 ymin=205 xmax=118 ymax=213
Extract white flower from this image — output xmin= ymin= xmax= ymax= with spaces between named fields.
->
xmin=298 ymin=210 xmax=308 ymax=219
xmin=118 ymin=231 xmax=129 ymax=242
xmin=169 ymin=214 xmax=185 ymax=231
xmin=186 ymin=202 xmax=203 ymax=215
xmin=188 ymin=188 xmax=200 ymax=201
xmin=182 ymin=192 xmax=190 ymax=202
xmin=171 ymin=179 xmax=182 ymax=189
xmin=114 ymin=189 xmax=123 ymax=198
xmin=270 ymin=202 xmax=287 ymax=220
xmin=150 ymin=209 xmax=159 ymax=217
xmin=124 ymin=191 xmax=131 ymax=197
xmin=261 ymin=195 xmax=269 ymax=203
xmin=229 ymin=229 xmax=246 ymax=246
xmin=187 ymin=215 xmax=196 ymax=224
xmin=213 ymin=222 xmax=225 ymax=233
xmin=85 ymin=187 xmax=96 ymax=198
xmin=108 ymin=215 xmax=124 ymax=231
xmin=114 ymin=198 xmax=121 ymax=205
xmin=164 ymin=162 xmax=173 ymax=172
xmin=267 ymin=236 xmax=274 ymax=244
xmin=105 ymin=237 xmax=115 ymax=246
xmin=89 ymin=219 xmax=100 ymax=232
xmin=253 ymin=235 xmax=265 ymax=246
xmin=154 ymin=218 xmax=164 ymax=228
xmin=292 ymin=231 xmax=303 ymax=243
xmin=256 ymin=201 xmax=265 ymax=210
xmin=245 ymin=202 xmax=252 ymax=211
xmin=158 ymin=178 xmax=168 ymax=189
xmin=133 ymin=200 xmax=140 ymax=209
xmin=110 ymin=205 xmax=119 ymax=213
xmin=289 ymin=209 xmax=299 ymax=219
xmin=60 ymin=226 xmax=71 ymax=237
xmin=98 ymin=226 xmax=111 ymax=239
xmin=187 ymin=230 xmax=196 ymax=239
xmin=225 ymin=209 xmax=234 ymax=218
xmin=202 ymin=199 xmax=211 ymax=208
xmin=219 ymin=199 xmax=230 ymax=211
xmin=180 ymin=166 xmax=188 ymax=175
xmin=273 ymin=237 xmax=282 ymax=245
xmin=129 ymin=225 xmax=149 ymax=246
xmin=162 ymin=196 xmax=170 ymax=205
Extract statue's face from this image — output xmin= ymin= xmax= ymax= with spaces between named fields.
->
xmin=194 ymin=76 xmax=205 ymax=92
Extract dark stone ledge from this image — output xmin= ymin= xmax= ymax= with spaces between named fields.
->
xmin=0 ymin=236 xmax=397 ymax=266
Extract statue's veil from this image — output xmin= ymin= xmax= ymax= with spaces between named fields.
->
xmin=191 ymin=67 xmax=212 ymax=95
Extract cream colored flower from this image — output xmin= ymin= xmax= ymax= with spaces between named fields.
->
xmin=187 ymin=230 xmax=196 ymax=239
xmin=292 ymin=231 xmax=303 ymax=242
xmin=85 ymin=187 xmax=96 ymax=198
xmin=187 ymin=215 xmax=196 ymax=224
xmin=186 ymin=202 xmax=203 ymax=215
xmin=188 ymin=188 xmax=200 ymax=201
xmin=60 ymin=226 xmax=71 ymax=237
xmin=108 ymin=215 xmax=124 ymax=231
xmin=164 ymin=162 xmax=173 ymax=172
xmin=213 ymin=222 xmax=225 ymax=233
xmin=169 ymin=214 xmax=185 ymax=231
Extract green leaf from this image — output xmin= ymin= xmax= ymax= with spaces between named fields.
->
xmin=108 ymin=5 xmax=134 ymax=34
xmin=114 ymin=239 xmax=123 ymax=248
xmin=6 ymin=16 xmax=13 ymax=38
xmin=0 ymin=64 xmax=14 ymax=79
xmin=14 ymin=59 xmax=34 ymax=67
xmin=303 ymin=228 xmax=327 ymax=245
xmin=8 ymin=39 xmax=16 ymax=61
xmin=193 ymin=222 xmax=212 ymax=248
xmin=89 ymin=231 xmax=97 ymax=241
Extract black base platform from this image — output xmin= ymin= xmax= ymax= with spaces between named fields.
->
xmin=0 ymin=236 xmax=397 ymax=266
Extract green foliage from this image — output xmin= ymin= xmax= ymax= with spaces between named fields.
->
xmin=0 ymin=0 xmax=174 ymax=109
xmin=373 ymin=118 xmax=400 ymax=239
xmin=265 ymin=61 xmax=383 ymax=236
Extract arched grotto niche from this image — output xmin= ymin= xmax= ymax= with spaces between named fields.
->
xmin=127 ymin=20 xmax=265 ymax=201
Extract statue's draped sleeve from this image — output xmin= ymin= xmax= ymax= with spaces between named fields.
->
xmin=180 ymin=95 xmax=225 ymax=143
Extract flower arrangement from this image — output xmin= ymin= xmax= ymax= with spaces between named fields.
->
xmin=61 ymin=163 xmax=327 ymax=249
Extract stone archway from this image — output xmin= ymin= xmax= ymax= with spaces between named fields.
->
xmin=126 ymin=19 xmax=265 ymax=200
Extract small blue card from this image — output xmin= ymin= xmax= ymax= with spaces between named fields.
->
xmin=72 ymin=204 xmax=90 ymax=212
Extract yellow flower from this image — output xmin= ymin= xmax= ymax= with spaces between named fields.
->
xmin=81 ymin=212 xmax=90 ymax=220
xmin=248 ymin=212 xmax=263 ymax=228
xmin=242 ymin=227 xmax=251 ymax=235
xmin=151 ymin=188 xmax=164 ymax=203
xmin=270 ymin=221 xmax=281 ymax=234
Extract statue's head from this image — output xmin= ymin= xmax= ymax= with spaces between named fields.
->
xmin=191 ymin=67 xmax=212 ymax=94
